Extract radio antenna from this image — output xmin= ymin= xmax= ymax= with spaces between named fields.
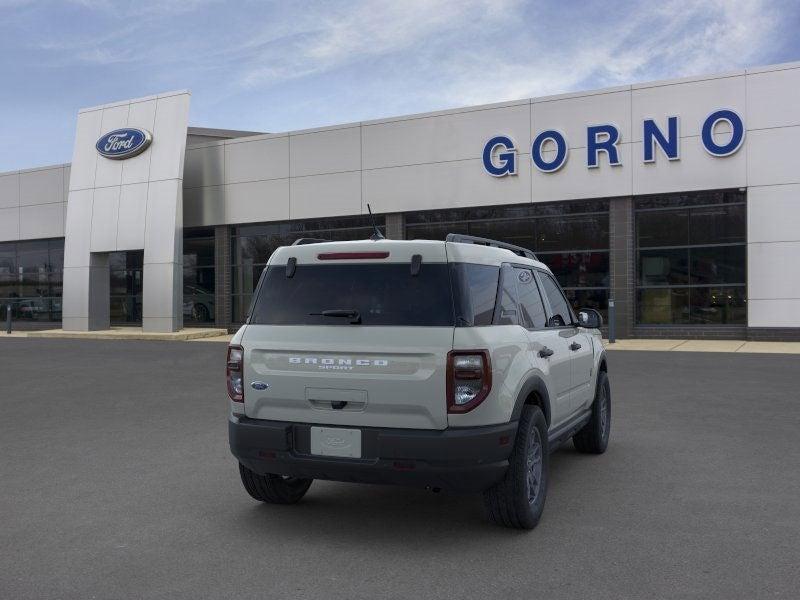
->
xmin=366 ymin=204 xmax=385 ymax=240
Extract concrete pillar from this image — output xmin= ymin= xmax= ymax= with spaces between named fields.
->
xmin=61 ymin=91 xmax=190 ymax=332
xmin=214 ymin=225 xmax=232 ymax=330
xmin=385 ymin=213 xmax=405 ymax=239
xmin=608 ymin=197 xmax=634 ymax=339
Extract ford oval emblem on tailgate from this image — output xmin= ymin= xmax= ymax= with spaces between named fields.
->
xmin=251 ymin=381 xmax=269 ymax=390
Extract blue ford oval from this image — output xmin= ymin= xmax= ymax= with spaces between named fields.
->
xmin=96 ymin=128 xmax=152 ymax=160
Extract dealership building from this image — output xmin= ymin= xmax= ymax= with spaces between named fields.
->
xmin=1 ymin=60 xmax=799 ymax=339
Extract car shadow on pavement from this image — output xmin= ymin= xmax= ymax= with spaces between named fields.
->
xmin=223 ymin=446 xmax=591 ymax=542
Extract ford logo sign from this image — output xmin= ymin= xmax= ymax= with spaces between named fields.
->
xmin=96 ymin=128 xmax=152 ymax=160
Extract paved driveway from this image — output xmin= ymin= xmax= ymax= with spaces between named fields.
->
xmin=1 ymin=339 xmax=798 ymax=599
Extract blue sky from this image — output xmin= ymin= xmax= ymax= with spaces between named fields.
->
xmin=1 ymin=0 xmax=798 ymax=171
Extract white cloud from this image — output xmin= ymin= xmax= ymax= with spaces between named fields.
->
xmin=236 ymin=0 xmax=522 ymax=88
xmin=434 ymin=0 xmax=783 ymax=106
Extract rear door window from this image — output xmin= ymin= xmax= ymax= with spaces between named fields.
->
xmin=493 ymin=264 xmax=519 ymax=326
xmin=514 ymin=267 xmax=547 ymax=329
xmin=450 ymin=263 xmax=499 ymax=326
xmin=250 ymin=263 xmax=454 ymax=326
xmin=538 ymin=271 xmax=574 ymax=327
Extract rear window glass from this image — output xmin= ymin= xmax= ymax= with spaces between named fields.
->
xmin=450 ymin=263 xmax=499 ymax=326
xmin=250 ymin=263 xmax=455 ymax=326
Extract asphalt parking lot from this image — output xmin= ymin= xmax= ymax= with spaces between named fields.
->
xmin=1 ymin=339 xmax=798 ymax=600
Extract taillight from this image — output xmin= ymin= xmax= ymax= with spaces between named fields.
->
xmin=447 ymin=350 xmax=492 ymax=413
xmin=227 ymin=345 xmax=244 ymax=402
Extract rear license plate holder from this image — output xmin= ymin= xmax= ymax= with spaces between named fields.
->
xmin=310 ymin=426 xmax=362 ymax=458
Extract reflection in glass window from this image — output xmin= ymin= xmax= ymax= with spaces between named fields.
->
xmin=405 ymin=201 xmax=610 ymax=320
xmin=514 ymin=268 xmax=547 ymax=329
xmin=495 ymin=264 xmax=519 ymax=326
xmin=183 ymin=228 xmax=216 ymax=325
xmin=635 ymin=190 xmax=746 ymax=325
xmin=0 ymin=238 xmax=64 ymax=323
xmin=230 ymin=216 xmax=385 ymax=324
xmin=451 ymin=263 xmax=500 ymax=326
xmin=539 ymin=272 xmax=573 ymax=327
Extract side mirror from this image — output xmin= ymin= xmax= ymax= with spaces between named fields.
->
xmin=577 ymin=308 xmax=603 ymax=329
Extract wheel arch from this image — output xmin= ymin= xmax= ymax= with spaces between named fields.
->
xmin=511 ymin=376 xmax=552 ymax=428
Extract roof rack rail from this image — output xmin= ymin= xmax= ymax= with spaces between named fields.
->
xmin=291 ymin=238 xmax=330 ymax=246
xmin=445 ymin=233 xmax=537 ymax=261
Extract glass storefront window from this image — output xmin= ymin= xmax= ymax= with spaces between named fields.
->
xmin=230 ymin=216 xmax=384 ymax=323
xmin=0 ymin=238 xmax=64 ymax=322
xmin=109 ymin=250 xmax=143 ymax=325
xmin=405 ymin=201 xmax=611 ymax=320
xmin=183 ymin=228 xmax=216 ymax=325
xmin=635 ymin=190 xmax=746 ymax=325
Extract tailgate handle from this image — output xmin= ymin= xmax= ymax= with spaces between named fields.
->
xmin=309 ymin=399 xmax=366 ymax=411
xmin=306 ymin=388 xmax=368 ymax=412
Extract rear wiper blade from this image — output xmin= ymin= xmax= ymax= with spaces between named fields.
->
xmin=309 ymin=309 xmax=362 ymax=324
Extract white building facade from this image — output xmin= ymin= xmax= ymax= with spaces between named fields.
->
xmin=1 ymin=61 xmax=799 ymax=339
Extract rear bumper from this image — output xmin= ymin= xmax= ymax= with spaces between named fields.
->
xmin=229 ymin=415 xmax=518 ymax=493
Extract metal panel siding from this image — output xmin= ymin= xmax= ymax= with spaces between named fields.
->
xmin=116 ymin=183 xmax=148 ymax=250
xmin=746 ymin=68 xmax=800 ymax=130
xmin=225 ymin=178 xmax=290 ymax=224
xmin=63 ymin=91 xmax=190 ymax=332
xmin=19 ymin=167 xmax=64 ymax=206
xmin=631 ymin=75 xmax=746 ymax=141
xmin=532 ymin=144 xmax=633 ymax=202
xmin=290 ymin=126 xmax=361 ymax=177
xmin=225 ymin=136 xmax=289 ymax=184
xmin=0 ymin=207 xmax=19 ymax=240
xmin=19 ymin=202 xmax=64 ymax=240
xmin=149 ymin=94 xmax=191 ymax=182
xmin=533 ymin=89 xmax=632 ymax=148
xmin=94 ymin=104 xmax=129 ymax=189
xmin=0 ymin=173 xmax=19 ymax=210
xmin=89 ymin=186 xmax=120 ymax=252
xmin=184 ymin=185 xmax=225 ymax=227
xmin=747 ymin=184 xmax=800 ymax=244
xmin=290 ymin=171 xmax=361 ymax=219
xmin=69 ymin=109 xmax=104 ymax=192
xmin=631 ymin=139 xmax=746 ymax=195
xmin=362 ymin=103 xmax=530 ymax=169
xmin=121 ymin=99 xmax=157 ymax=185
xmin=746 ymin=126 xmax=800 ymax=186
xmin=749 ymin=241 xmax=800 ymax=300
xmin=363 ymin=157 xmax=531 ymax=213
xmin=185 ymin=144 xmax=224 ymax=189
xmin=143 ymin=178 xmax=181 ymax=264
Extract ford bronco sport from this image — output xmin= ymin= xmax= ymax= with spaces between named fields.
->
xmin=228 ymin=234 xmax=610 ymax=529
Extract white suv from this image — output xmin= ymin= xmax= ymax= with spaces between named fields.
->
xmin=227 ymin=234 xmax=610 ymax=529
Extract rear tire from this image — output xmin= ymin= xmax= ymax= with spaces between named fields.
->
xmin=238 ymin=463 xmax=312 ymax=504
xmin=573 ymin=371 xmax=611 ymax=454
xmin=483 ymin=405 xmax=549 ymax=529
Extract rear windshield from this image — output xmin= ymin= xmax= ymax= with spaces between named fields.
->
xmin=249 ymin=262 xmax=504 ymax=327
xmin=250 ymin=264 xmax=455 ymax=326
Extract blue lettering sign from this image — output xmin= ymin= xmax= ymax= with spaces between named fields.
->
xmin=643 ymin=116 xmax=679 ymax=162
xmin=482 ymin=135 xmax=517 ymax=176
xmin=587 ymin=124 xmax=621 ymax=168
xmin=482 ymin=108 xmax=745 ymax=176
xmin=531 ymin=130 xmax=568 ymax=173
xmin=701 ymin=109 xmax=745 ymax=157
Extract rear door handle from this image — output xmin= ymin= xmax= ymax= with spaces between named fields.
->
xmin=538 ymin=347 xmax=554 ymax=358
xmin=569 ymin=342 xmax=582 ymax=351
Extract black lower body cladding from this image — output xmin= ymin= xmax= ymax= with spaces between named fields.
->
xmin=229 ymin=415 xmax=518 ymax=493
